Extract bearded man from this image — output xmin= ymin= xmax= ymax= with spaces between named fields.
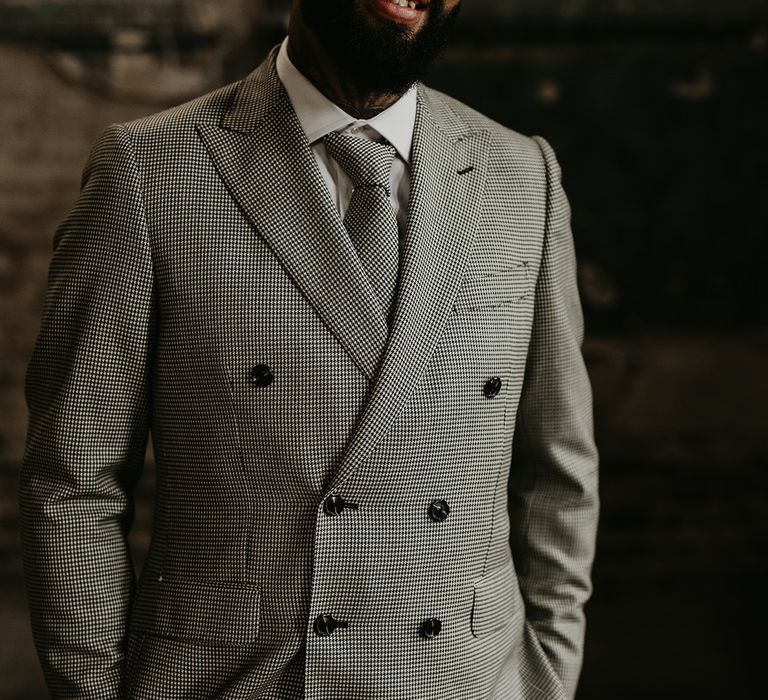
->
xmin=19 ymin=1 xmax=599 ymax=698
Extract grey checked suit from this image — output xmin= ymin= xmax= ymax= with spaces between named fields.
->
xmin=19 ymin=45 xmax=599 ymax=699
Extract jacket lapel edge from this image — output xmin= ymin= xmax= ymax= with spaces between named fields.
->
xmin=327 ymin=91 xmax=492 ymax=491
xmin=196 ymin=58 xmax=389 ymax=381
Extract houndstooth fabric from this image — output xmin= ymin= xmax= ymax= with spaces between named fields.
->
xmin=322 ymin=132 xmax=400 ymax=326
xmin=19 ymin=44 xmax=599 ymax=700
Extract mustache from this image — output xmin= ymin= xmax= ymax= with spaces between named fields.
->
xmin=302 ymin=0 xmax=461 ymax=95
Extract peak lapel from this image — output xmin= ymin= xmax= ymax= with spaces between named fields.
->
xmin=327 ymin=86 xmax=492 ymax=492
xmin=196 ymin=50 xmax=389 ymax=381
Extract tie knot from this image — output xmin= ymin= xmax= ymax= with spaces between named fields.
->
xmin=323 ymin=131 xmax=396 ymax=191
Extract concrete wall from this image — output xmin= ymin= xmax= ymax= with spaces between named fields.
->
xmin=1 ymin=1 xmax=766 ymax=697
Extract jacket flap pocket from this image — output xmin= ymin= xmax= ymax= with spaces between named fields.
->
xmin=132 ymin=576 xmax=262 ymax=645
xmin=471 ymin=560 xmax=523 ymax=638
xmin=454 ymin=263 xmax=530 ymax=312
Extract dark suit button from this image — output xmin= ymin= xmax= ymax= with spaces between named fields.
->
xmin=483 ymin=376 xmax=502 ymax=398
xmin=428 ymin=499 xmax=450 ymax=522
xmin=419 ymin=618 xmax=442 ymax=639
xmin=323 ymin=494 xmax=359 ymax=516
xmin=250 ymin=364 xmax=274 ymax=387
xmin=314 ymin=614 xmax=348 ymax=637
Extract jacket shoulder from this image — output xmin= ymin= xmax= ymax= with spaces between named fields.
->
xmin=419 ymin=84 xmax=542 ymax=159
xmin=119 ymin=79 xmax=242 ymax=139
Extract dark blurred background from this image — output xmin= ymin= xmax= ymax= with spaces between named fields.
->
xmin=1 ymin=1 xmax=766 ymax=698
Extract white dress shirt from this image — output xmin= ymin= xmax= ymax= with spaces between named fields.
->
xmin=275 ymin=37 xmax=417 ymax=234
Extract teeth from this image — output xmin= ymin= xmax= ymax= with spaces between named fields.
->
xmin=389 ymin=0 xmax=420 ymax=8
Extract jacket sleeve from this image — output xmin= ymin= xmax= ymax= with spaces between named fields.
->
xmin=18 ymin=123 xmax=154 ymax=698
xmin=508 ymin=135 xmax=600 ymax=699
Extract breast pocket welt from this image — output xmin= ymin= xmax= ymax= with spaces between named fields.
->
xmin=453 ymin=262 xmax=531 ymax=313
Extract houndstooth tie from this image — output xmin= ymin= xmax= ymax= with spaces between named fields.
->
xmin=323 ymin=131 xmax=400 ymax=326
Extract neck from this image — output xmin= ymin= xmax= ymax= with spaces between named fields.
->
xmin=287 ymin=9 xmax=402 ymax=119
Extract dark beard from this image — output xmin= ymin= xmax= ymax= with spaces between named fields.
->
xmin=300 ymin=0 xmax=461 ymax=97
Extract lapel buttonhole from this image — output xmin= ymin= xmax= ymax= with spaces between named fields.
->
xmin=457 ymin=165 xmax=474 ymax=176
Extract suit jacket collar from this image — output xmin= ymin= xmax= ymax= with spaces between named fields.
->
xmin=200 ymin=46 xmax=491 ymax=492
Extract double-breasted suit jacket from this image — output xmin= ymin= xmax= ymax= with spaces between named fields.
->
xmin=20 ymin=46 xmax=599 ymax=699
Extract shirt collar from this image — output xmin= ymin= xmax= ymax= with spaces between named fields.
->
xmin=275 ymin=36 xmax=417 ymax=165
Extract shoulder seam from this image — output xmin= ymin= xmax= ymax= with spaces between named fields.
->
xmin=115 ymin=123 xmax=153 ymax=269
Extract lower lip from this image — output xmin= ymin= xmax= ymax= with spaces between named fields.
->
xmin=369 ymin=0 xmax=427 ymax=26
